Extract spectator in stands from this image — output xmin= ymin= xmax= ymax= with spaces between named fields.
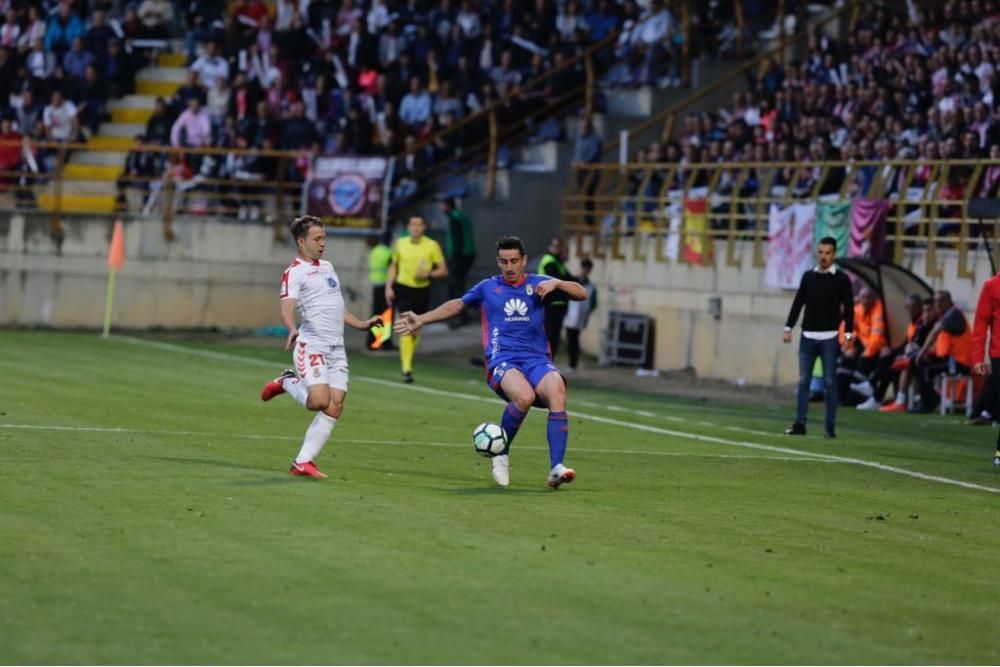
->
xmin=0 ymin=117 xmax=23 ymax=191
xmin=399 ymin=76 xmax=431 ymax=128
xmin=103 ymin=40 xmax=135 ymax=99
xmin=138 ymin=0 xmax=175 ymax=39
xmin=572 ymin=115 xmax=603 ymax=225
xmin=74 ymin=64 xmax=107 ymax=136
xmin=191 ymin=41 xmax=229 ymax=90
xmin=14 ymin=90 xmax=42 ymax=139
xmin=44 ymin=3 xmax=83 ymax=58
xmin=911 ymin=290 xmax=973 ymax=413
xmin=170 ymin=96 xmax=212 ymax=149
xmin=117 ymin=134 xmax=164 ymax=212
xmin=42 ymin=90 xmax=78 ymax=143
xmin=84 ymin=11 xmax=114 ymax=57
xmin=63 ymin=37 xmax=94 ymax=84
xmin=144 ymin=97 xmax=172 ymax=145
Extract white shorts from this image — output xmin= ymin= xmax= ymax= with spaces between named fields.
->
xmin=293 ymin=339 xmax=349 ymax=392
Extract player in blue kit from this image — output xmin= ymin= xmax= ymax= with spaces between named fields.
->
xmin=394 ymin=236 xmax=588 ymax=489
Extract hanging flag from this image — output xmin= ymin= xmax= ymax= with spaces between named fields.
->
xmin=849 ymin=198 xmax=889 ymax=258
xmin=682 ymin=198 xmax=709 ymax=263
xmin=815 ymin=201 xmax=851 ymax=255
xmin=764 ymin=204 xmax=794 ymax=289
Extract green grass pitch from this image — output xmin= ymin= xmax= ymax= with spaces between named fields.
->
xmin=1 ymin=330 xmax=999 ymax=664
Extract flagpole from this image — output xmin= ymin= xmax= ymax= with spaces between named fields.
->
xmin=102 ymin=268 xmax=117 ymax=338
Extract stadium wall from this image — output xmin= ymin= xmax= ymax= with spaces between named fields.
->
xmin=568 ymin=241 xmax=986 ymax=386
xmin=0 ymin=214 xmax=369 ymax=329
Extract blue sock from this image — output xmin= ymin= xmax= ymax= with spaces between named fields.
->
xmin=500 ymin=403 xmax=526 ymax=454
xmin=547 ymin=411 xmax=568 ymax=469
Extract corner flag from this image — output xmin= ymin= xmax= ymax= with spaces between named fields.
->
xmin=102 ymin=221 xmax=126 ymax=338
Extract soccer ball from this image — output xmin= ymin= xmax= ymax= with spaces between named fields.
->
xmin=472 ymin=422 xmax=507 ymax=457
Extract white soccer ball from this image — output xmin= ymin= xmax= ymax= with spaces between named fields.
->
xmin=472 ymin=422 xmax=507 ymax=457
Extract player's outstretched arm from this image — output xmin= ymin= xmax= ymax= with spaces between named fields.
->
xmin=344 ymin=308 xmax=383 ymax=331
xmin=394 ymin=298 xmax=465 ymax=335
xmin=537 ymin=279 xmax=588 ymax=301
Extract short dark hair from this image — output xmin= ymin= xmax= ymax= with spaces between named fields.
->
xmin=290 ymin=215 xmax=324 ymax=240
xmin=496 ymin=235 xmax=526 ymax=256
xmin=581 ymin=257 xmax=593 ymax=270
xmin=818 ymin=236 xmax=837 ymax=250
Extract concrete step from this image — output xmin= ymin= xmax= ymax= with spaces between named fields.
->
xmin=38 ymin=192 xmax=117 ymax=214
xmin=63 ymin=163 xmax=122 ymax=181
xmin=108 ymin=94 xmax=160 ymax=110
xmin=514 ymin=141 xmax=559 ymax=172
xmin=88 ymin=135 xmax=137 ymax=150
xmin=604 ymin=88 xmax=655 ymax=117
xmin=158 ymin=52 xmax=188 ymax=67
xmin=71 ymin=150 xmax=128 ymax=166
xmin=111 ymin=107 xmax=154 ymax=124
xmin=98 ymin=122 xmax=146 ymax=138
xmin=137 ymin=66 xmax=187 ymax=82
xmin=136 ymin=80 xmax=182 ymax=97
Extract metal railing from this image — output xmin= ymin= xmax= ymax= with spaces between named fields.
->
xmin=562 ymin=159 xmax=1000 ymax=279
xmin=388 ymin=30 xmax=620 ymax=208
xmin=0 ymin=140 xmax=304 ymax=243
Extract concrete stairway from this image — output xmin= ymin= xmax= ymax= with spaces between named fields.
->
xmin=39 ymin=50 xmax=187 ymax=214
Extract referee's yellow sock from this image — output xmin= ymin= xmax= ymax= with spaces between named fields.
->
xmin=400 ymin=333 xmax=420 ymax=373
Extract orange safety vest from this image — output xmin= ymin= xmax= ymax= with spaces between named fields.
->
xmin=935 ymin=310 xmax=973 ymax=367
xmin=853 ymin=301 xmax=887 ymax=357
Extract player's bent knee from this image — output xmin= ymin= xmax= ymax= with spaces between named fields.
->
xmin=511 ymin=392 xmax=534 ymax=412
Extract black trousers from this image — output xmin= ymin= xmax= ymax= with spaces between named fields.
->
xmin=545 ymin=304 xmax=568 ymax=358
xmin=566 ymin=327 xmax=581 ymax=369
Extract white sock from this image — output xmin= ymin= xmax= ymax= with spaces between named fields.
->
xmin=895 ymin=390 xmax=906 ymax=405
xmin=295 ymin=413 xmax=336 ymax=464
xmin=284 ymin=378 xmax=308 ymax=406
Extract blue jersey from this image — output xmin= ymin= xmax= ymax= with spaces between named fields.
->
xmin=462 ymin=274 xmax=553 ymax=365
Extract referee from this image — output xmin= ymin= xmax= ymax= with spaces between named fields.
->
xmin=782 ymin=236 xmax=855 ymax=439
xmin=386 ymin=216 xmax=448 ymax=383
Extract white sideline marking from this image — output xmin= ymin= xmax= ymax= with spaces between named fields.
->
xmin=111 ymin=337 xmax=1000 ymax=495
xmin=0 ymin=424 xmax=826 ymax=463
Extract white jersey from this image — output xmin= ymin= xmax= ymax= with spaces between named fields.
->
xmin=280 ymin=258 xmax=345 ymax=346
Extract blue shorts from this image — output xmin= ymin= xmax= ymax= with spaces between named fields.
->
xmin=487 ymin=356 xmax=564 ymax=406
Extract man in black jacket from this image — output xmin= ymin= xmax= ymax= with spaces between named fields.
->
xmin=782 ymin=236 xmax=855 ymax=438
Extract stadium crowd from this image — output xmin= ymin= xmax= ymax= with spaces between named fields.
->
xmin=0 ymin=0 xmax=687 ymax=213
xmin=627 ymin=0 xmax=1000 ymax=212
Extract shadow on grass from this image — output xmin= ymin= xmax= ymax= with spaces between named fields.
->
xmin=148 ymin=455 xmax=275 ymax=474
xmin=445 ymin=486 xmax=551 ymax=496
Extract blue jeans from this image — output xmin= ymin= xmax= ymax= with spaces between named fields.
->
xmin=796 ymin=336 xmax=840 ymax=432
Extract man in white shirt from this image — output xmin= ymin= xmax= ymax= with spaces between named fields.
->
xmin=43 ymin=91 xmax=78 ymax=142
xmin=260 ymin=215 xmax=383 ymax=479
xmin=190 ymin=41 xmax=229 ymax=90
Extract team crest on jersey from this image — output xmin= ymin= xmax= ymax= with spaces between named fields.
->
xmin=525 ymin=284 xmax=533 ymax=296
xmin=327 ymin=276 xmax=337 ymax=288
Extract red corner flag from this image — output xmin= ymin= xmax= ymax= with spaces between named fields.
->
xmin=107 ymin=220 xmax=125 ymax=271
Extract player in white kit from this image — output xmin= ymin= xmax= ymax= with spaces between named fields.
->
xmin=260 ymin=215 xmax=383 ymax=478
